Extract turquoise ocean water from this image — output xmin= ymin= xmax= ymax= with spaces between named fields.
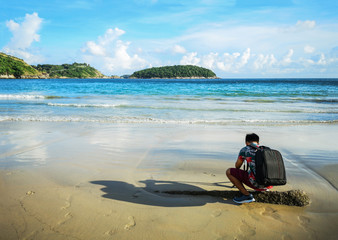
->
xmin=0 ymin=78 xmax=337 ymax=125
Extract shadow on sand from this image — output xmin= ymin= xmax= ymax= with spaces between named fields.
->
xmin=90 ymin=179 xmax=237 ymax=207
xmin=90 ymin=179 xmax=310 ymax=207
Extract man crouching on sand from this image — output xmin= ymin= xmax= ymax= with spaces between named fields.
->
xmin=226 ymin=133 xmax=272 ymax=204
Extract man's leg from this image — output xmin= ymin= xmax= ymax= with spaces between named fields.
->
xmin=226 ymin=168 xmax=250 ymax=195
xmin=226 ymin=168 xmax=255 ymax=203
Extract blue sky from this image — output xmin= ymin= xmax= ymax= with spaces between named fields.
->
xmin=1 ymin=0 xmax=337 ymax=77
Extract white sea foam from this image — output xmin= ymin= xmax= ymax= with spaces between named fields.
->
xmin=0 ymin=94 xmax=46 ymax=100
xmin=47 ymin=103 xmax=117 ymax=108
xmin=43 ymin=102 xmax=338 ymax=113
xmin=0 ymin=94 xmax=63 ymax=100
xmin=1 ymin=115 xmax=337 ymax=125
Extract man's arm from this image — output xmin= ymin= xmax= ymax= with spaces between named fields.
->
xmin=235 ymin=156 xmax=244 ymax=169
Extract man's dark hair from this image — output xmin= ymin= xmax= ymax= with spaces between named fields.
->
xmin=246 ymin=133 xmax=259 ymax=143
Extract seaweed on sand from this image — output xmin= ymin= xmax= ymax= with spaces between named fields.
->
xmin=162 ymin=190 xmax=310 ymax=207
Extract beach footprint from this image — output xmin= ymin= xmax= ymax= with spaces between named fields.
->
xmin=61 ymin=198 xmax=71 ymax=210
xmin=56 ymin=211 xmax=73 ymax=227
xmin=235 ymin=220 xmax=256 ymax=239
xmin=105 ymin=228 xmax=117 ymax=236
xmin=203 ymin=171 xmax=216 ymax=177
xmin=298 ymin=215 xmax=316 ymax=239
xmin=262 ymin=207 xmax=283 ymax=222
xmin=211 ymin=209 xmax=222 ymax=218
xmin=124 ymin=216 xmax=136 ymax=230
xmin=103 ymin=209 xmax=117 ymax=217
xmin=298 ymin=215 xmax=310 ymax=225
xmin=281 ymin=233 xmax=293 ymax=240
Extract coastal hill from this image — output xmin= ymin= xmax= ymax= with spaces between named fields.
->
xmin=0 ymin=52 xmax=43 ymax=78
xmin=33 ymin=63 xmax=105 ymax=78
xmin=0 ymin=52 xmax=105 ymax=79
xmin=130 ymin=65 xmax=217 ymax=79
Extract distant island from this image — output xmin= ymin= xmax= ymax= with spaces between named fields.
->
xmin=0 ymin=52 xmax=218 ymax=79
xmin=130 ymin=65 xmax=217 ymax=79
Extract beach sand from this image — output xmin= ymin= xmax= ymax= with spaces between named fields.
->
xmin=0 ymin=122 xmax=337 ymax=240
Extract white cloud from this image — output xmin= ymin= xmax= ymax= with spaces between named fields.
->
xmin=85 ymin=41 xmax=106 ymax=56
xmin=3 ymin=12 xmax=44 ymax=64
xmin=296 ymin=20 xmax=316 ymax=30
xmin=168 ymin=19 xmax=333 ymax=61
xmin=201 ymin=52 xmax=218 ymax=69
xmin=237 ymin=48 xmax=250 ymax=68
xmin=98 ymin=28 xmax=125 ymax=47
xmin=172 ymin=19 xmax=337 ymax=76
xmin=317 ymin=53 xmax=327 ymax=65
xmin=179 ymin=48 xmax=251 ymax=73
xmin=180 ymin=52 xmax=200 ymax=65
xmin=175 ymin=47 xmax=338 ymax=77
xmin=84 ymin=28 xmax=125 ymax=57
xmin=281 ymin=49 xmax=294 ymax=65
xmin=172 ymin=44 xmax=187 ymax=54
xmin=283 ymin=20 xmax=316 ymax=34
xmin=112 ymin=18 xmax=337 ymax=76
xmin=304 ymin=45 xmax=315 ymax=54
xmin=218 ymin=52 xmax=240 ymax=72
xmin=253 ymin=54 xmax=277 ymax=70
xmin=6 ymin=12 xmax=42 ymax=49
xmin=215 ymin=49 xmax=250 ymax=73
xmin=82 ymin=28 xmax=149 ymax=75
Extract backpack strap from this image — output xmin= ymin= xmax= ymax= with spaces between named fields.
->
xmin=249 ymin=144 xmax=260 ymax=150
xmin=241 ymin=144 xmax=259 ymax=172
xmin=243 ymin=160 xmax=249 ymax=172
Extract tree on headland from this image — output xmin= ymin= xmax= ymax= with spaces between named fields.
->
xmin=12 ymin=65 xmax=24 ymax=78
xmin=33 ymin=63 xmax=105 ymax=78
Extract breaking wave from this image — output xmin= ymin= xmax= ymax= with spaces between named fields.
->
xmin=1 ymin=116 xmax=337 ymax=125
xmin=0 ymin=94 xmax=62 ymax=100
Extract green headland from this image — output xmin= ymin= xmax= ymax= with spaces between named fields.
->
xmin=0 ymin=52 xmax=43 ymax=78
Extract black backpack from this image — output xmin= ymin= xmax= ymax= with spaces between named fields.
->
xmin=252 ymin=146 xmax=287 ymax=187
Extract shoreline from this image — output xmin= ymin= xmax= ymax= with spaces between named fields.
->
xmin=0 ymin=75 xmax=119 ymax=79
xmin=1 ymin=121 xmax=337 ymax=239
xmin=1 ymin=76 xmax=338 ymax=80
xmin=0 ymin=76 xmax=220 ymax=80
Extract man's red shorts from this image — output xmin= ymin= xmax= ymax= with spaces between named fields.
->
xmin=230 ymin=168 xmax=272 ymax=191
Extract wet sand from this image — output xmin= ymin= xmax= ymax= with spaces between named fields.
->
xmin=0 ymin=122 xmax=337 ymax=240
